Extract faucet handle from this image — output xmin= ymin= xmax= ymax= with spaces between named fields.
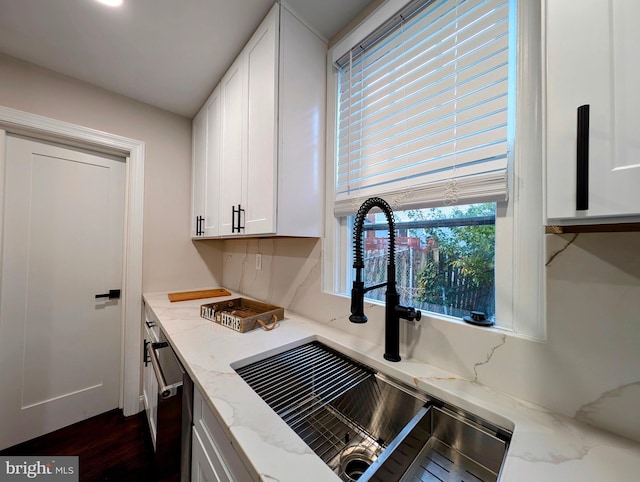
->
xmin=396 ymin=305 xmax=421 ymax=322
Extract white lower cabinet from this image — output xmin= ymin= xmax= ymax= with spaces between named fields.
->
xmin=142 ymin=347 xmax=157 ymax=448
xmin=142 ymin=312 xmax=159 ymax=449
xmin=191 ymin=429 xmax=226 ymax=482
xmin=191 ymin=387 xmax=254 ymax=482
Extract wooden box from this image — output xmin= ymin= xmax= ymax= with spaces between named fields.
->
xmin=200 ymin=298 xmax=284 ymax=333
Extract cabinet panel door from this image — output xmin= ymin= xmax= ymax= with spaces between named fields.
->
xmin=142 ymin=326 xmax=158 ymax=449
xmin=546 ymin=0 xmax=640 ymax=220
xmin=191 ymin=429 xmax=226 ymax=482
xmin=193 ymin=388 xmax=253 ymax=481
xmin=192 ymin=108 xmax=207 ymax=236
xmin=245 ymin=6 xmax=278 ymax=235
xmin=607 ymin=1 xmax=640 ymax=204
xmin=142 ymin=309 xmax=159 ymax=448
xmin=276 ymin=6 xmax=326 ymax=237
xmin=142 ymin=349 xmax=157 ymax=449
xmin=203 ymin=89 xmax=221 ymax=236
xmin=219 ymin=58 xmax=246 ymax=235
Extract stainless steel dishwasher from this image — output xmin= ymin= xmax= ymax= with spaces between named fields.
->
xmin=145 ymin=325 xmax=192 ymax=481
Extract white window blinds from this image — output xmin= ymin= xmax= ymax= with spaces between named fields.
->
xmin=334 ymin=0 xmax=512 ymax=216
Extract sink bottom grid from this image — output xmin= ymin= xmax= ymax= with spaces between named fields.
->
xmin=291 ymin=399 xmax=384 ymax=480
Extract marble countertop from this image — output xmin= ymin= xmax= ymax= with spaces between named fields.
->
xmin=143 ymin=291 xmax=640 ymax=481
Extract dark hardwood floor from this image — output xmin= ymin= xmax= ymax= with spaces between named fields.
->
xmin=0 ymin=409 xmax=157 ymax=481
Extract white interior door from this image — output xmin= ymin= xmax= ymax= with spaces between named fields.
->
xmin=0 ymin=135 xmax=125 ymax=449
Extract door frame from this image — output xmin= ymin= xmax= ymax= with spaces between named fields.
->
xmin=0 ymin=105 xmax=144 ymax=417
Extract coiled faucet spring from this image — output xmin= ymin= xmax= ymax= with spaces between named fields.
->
xmin=349 ymin=197 xmax=421 ymax=362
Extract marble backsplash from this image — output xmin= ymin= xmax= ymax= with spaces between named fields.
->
xmin=221 ymin=232 xmax=640 ymax=443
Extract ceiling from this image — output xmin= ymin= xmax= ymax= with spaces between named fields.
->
xmin=0 ymin=0 xmax=373 ymax=118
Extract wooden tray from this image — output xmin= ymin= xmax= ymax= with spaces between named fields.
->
xmin=200 ymin=298 xmax=283 ymax=333
xmin=168 ymin=288 xmax=231 ymax=302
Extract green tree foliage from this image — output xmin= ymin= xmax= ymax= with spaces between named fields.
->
xmin=409 ymin=203 xmax=495 ymax=318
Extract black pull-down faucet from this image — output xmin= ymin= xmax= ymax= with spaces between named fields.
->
xmin=349 ymin=197 xmax=421 ymax=362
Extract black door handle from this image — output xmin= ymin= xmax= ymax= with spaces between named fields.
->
xmin=95 ymin=289 xmax=121 ymax=300
xmin=576 ymin=104 xmax=590 ymax=211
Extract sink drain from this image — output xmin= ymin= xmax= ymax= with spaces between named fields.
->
xmin=340 ymin=444 xmax=377 ymax=481
xmin=344 ymin=459 xmax=370 ymax=480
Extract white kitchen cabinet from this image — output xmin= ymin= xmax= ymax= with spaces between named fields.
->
xmin=191 ymin=429 xmax=224 ymax=482
xmin=213 ymin=6 xmax=279 ymax=237
xmin=192 ymin=3 xmax=326 ymax=238
xmin=545 ymin=0 xmax=640 ymax=224
xmin=242 ymin=7 xmax=278 ymax=235
xmin=142 ymin=311 xmax=159 ymax=449
xmin=192 ymin=107 xmax=206 ymax=236
xmin=191 ymin=386 xmax=254 ymax=482
xmin=192 ymin=86 xmax=221 ymax=237
xmin=218 ymin=54 xmax=246 ymax=236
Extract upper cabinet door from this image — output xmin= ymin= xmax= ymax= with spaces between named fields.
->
xmin=192 ymin=87 xmax=221 ymax=237
xmin=192 ymin=107 xmax=207 ymax=237
xmin=244 ymin=6 xmax=278 ymax=236
xmin=546 ymin=0 xmax=640 ymax=223
xmin=218 ymin=57 xmax=246 ymax=236
xmin=203 ymin=87 xmax=221 ymax=236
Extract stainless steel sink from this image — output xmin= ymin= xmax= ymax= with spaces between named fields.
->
xmin=362 ymin=404 xmax=510 ymax=481
xmin=234 ymin=341 xmax=511 ymax=481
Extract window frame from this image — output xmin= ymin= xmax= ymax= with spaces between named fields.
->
xmin=323 ymin=0 xmax=545 ymax=340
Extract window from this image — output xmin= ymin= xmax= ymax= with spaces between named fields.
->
xmin=325 ymin=0 xmax=545 ymax=338
xmin=360 ymin=202 xmax=497 ymax=321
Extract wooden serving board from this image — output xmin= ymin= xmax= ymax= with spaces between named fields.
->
xmin=168 ymin=288 xmax=232 ymax=302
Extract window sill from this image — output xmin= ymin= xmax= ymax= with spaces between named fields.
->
xmin=321 ymin=288 xmax=547 ymax=344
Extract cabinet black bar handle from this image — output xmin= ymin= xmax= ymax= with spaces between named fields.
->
xmin=231 ymin=205 xmax=237 ymax=233
xmin=238 ymin=204 xmax=245 ymax=232
xmin=196 ymin=215 xmax=204 ymax=235
xmin=232 ymin=204 xmax=245 ymax=233
xmin=143 ymin=340 xmax=149 ymax=366
xmin=576 ymin=104 xmax=590 ymax=211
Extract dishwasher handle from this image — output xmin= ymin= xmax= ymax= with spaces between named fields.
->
xmin=147 ymin=342 xmax=178 ymax=399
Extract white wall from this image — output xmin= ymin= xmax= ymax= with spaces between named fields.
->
xmin=222 ymin=233 xmax=640 ymax=443
xmin=0 ymin=53 xmax=223 ymax=292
